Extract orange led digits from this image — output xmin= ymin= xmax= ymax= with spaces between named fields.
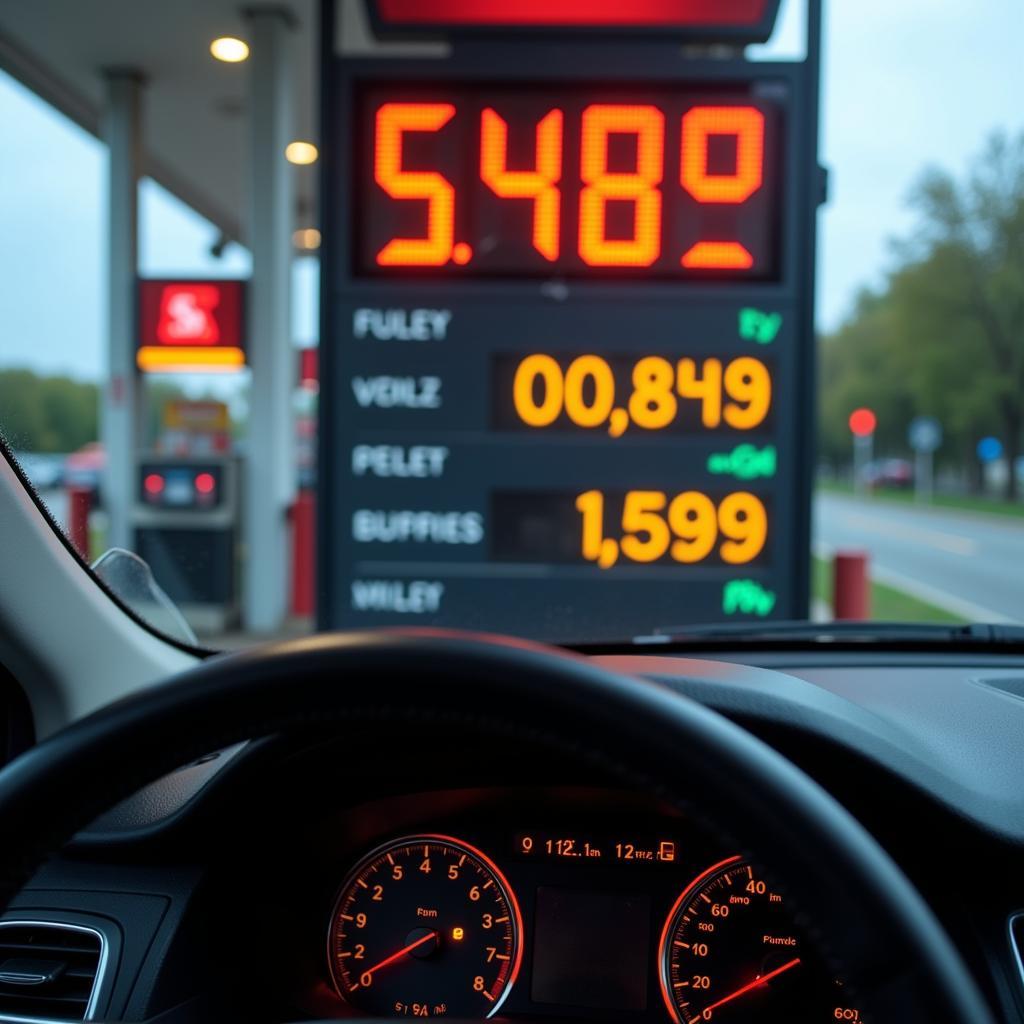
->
xmin=481 ymin=108 xmax=563 ymax=260
xmin=679 ymin=106 xmax=764 ymax=269
xmin=374 ymin=103 xmax=456 ymax=266
xmin=682 ymin=241 xmax=754 ymax=269
xmin=362 ymin=92 xmax=775 ymax=275
xmin=681 ymin=105 xmax=764 ymax=203
xmin=579 ymin=105 xmax=664 ymax=266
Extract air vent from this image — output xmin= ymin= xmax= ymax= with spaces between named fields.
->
xmin=0 ymin=923 xmax=104 ymax=1021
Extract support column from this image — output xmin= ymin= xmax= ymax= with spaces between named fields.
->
xmin=244 ymin=7 xmax=296 ymax=630
xmin=100 ymin=71 xmax=142 ymax=553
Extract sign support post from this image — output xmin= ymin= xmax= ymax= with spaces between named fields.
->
xmin=915 ymin=449 xmax=933 ymax=504
xmin=101 ymin=69 xmax=143 ymax=552
xmin=908 ymin=415 xmax=941 ymax=504
xmin=244 ymin=7 xmax=297 ymax=631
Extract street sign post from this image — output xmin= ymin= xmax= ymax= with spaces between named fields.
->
xmin=319 ymin=0 xmax=824 ymax=638
xmin=977 ymin=437 xmax=1003 ymax=463
xmin=908 ymin=415 xmax=941 ymax=504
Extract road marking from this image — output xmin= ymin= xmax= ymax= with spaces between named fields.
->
xmin=836 ymin=510 xmax=977 ymax=556
xmin=868 ymin=564 xmax=1016 ymax=623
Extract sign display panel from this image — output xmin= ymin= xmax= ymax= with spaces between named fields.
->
xmin=322 ymin=33 xmax=818 ymax=639
xmin=356 ymin=88 xmax=779 ymax=278
xmin=137 ymin=279 xmax=246 ymax=373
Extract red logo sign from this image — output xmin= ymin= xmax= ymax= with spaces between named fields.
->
xmin=137 ymin=279 xmax=246 ymax=373
xmin=139 ymin=280 xmax=244 ymax=349
xmin=156 ymin=284 xmax=222 ymax=346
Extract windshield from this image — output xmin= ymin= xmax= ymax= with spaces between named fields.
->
xmin=1 ymin=0 xmax=1022 ymax=646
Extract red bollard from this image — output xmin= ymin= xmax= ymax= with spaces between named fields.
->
xmin=833 ymin=550 xmax=870 ymax=620
xmin=67 ymin=485 xmax=91 ymax=561
xmin=291 ymin=488 xmax=316 ymax=618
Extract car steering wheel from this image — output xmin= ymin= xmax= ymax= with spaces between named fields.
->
xmin=0 ymin=630 xmax=995 ymax=1023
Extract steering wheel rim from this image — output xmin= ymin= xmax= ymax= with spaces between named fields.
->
xmin=0 ymin=629 xmax=994 ymax=1023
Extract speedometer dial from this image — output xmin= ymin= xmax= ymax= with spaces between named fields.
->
xmin=328 ymin=835 xmax=522 ymax=1018
xmin=659 ymin=856 xmax=861 ymax=1023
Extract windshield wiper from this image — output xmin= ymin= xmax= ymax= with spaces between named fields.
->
xmin=632 ymin=620 xmax=1024 ymax=646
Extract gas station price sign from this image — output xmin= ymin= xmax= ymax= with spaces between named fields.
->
xmin=321 ymin=12 xmax=820 ymax=638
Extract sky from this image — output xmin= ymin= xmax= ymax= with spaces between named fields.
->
xmin=0 ymin=0 xmax=1021 ymax=381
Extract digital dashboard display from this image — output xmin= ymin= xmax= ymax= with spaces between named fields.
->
xmin=356 ymin=87 xmax=780 ymax=278
xmin=532 ymin=886 xmax=651 ymax=1010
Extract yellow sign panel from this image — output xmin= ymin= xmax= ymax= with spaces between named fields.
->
xmin=163 ymin=400 xmax=230 ymax=433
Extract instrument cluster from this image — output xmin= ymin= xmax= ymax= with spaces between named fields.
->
xmin=322 ymin=812 xmax=861 ymax=1022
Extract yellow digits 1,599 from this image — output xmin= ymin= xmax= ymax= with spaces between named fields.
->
xmin=575 ymin=489 xmax=767 ymax=568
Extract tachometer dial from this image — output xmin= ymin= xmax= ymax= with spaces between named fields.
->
xmin=328 ymin=835 xmax=522 ymax=1018
xmin=659 ymin=856 xmax=860 ymax=1022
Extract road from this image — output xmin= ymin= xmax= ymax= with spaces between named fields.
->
xmin=814 ymin=492 xmax=1024 ymax=623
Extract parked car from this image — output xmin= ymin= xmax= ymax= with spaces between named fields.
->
xmin=863 ymin=457 xmax=914 ymax=490
xmin=13 ymin=451 xmax=65 ymax=491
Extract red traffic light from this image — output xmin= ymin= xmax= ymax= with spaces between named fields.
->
xmin=848 ymin=408 xmax=877 ymax=437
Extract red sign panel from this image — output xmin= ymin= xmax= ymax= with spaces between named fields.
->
xmin=137 ymin=279 xmax=246 ymax=373
xmin=139 ymin=280 xmax=244 ymax=348
xmin=371 ymin=0 xmax=779 ymax=37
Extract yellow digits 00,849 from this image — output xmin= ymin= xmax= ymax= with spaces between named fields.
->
xmin=513 ymin=354 xmax=770 ymax=435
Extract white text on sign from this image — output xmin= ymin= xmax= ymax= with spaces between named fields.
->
xmin=351 ymin=445 xmax=450 ymax=478
xmin=352 ymin=376 xmax=442 ymax=409
xmin=351 ymin=580 xmax=445 ymax=613
xmin=353 ymin=308 xmax=452 ymax=341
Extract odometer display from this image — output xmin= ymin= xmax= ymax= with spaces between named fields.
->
xmin=659 ymin=857 xmax=860 ymax=1023
xmin=329 ymin=835 xmax=523 ymax=1017
xmin=356 ymin=86 xmax=780 ymax=278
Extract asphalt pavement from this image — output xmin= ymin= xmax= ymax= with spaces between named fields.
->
xmin=814 ymin=491 xmax=1024 ymax=623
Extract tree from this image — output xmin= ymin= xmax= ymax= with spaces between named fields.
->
xmin=818 ymin=287 xmax=916 ymax=468
xmin=0 ymin=369 xmax=99 ymax=452
xmin=819 ymin=130 xmax=1024 ymax=496
xmin=899 ymin=131 xmax=1024 ymax=497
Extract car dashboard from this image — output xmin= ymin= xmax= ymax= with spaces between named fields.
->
xmin=3 ymin=647 xmax=1024 ymax=1024
xmin=294 ymin=788 xmax=844 ymax=1023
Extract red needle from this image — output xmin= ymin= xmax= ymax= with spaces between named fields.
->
xmin=361 ymin=931 xmax=438 ymax=978
xmin=699 ymin=957 xmax=801 ymax=1018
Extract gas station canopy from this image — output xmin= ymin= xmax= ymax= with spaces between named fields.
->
xmin=0 ymin=0 xmax=318 ymax=245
